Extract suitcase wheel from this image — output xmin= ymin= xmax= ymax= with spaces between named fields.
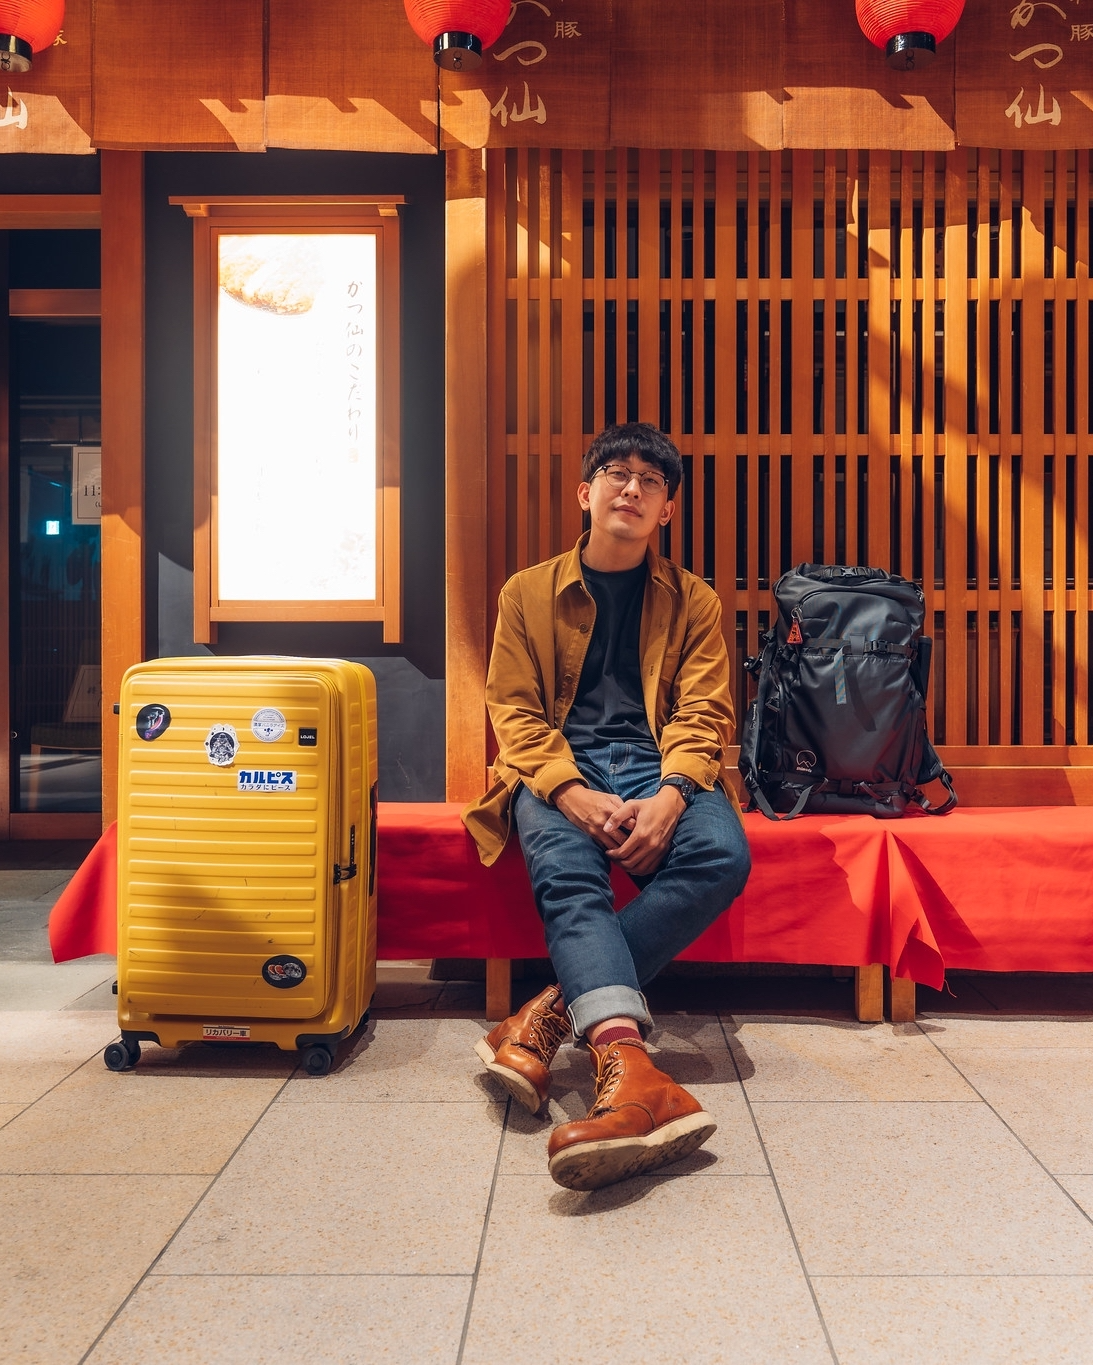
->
xmin=103 ymin=1038 xmax=141 ymax=1072
xmin=301 ymin=1045 xmax=334 ymax=1077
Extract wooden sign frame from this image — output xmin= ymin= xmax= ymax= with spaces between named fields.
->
xmin=173 ymin=195 xmax=404 ymax=642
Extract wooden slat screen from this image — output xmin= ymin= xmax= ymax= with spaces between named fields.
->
xmin=484 ymin=148 xmax=1093 ymax=791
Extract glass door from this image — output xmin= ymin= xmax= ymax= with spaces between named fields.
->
xmin=10 ymin=318 xmax=102 ymax=813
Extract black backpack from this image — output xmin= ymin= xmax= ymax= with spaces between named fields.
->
xmin=738 ymin=564 xmax=957 ymax=820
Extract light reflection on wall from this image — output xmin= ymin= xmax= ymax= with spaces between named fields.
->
xmin=216 ymin=233 xmax=378 ymax=601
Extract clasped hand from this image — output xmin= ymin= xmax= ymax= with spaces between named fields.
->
xmin=553 ymin=781 xmax=686 ymax=876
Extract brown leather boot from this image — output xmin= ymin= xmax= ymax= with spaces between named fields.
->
xmin=546 ymin=1038 xmax=716 ymax=1190
xmin=473 ymin=983 xmax=571 ymax=1115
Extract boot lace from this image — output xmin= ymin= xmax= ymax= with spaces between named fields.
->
xmin=589 ymin=1047 xmax=627 ymax=1116
xmin=521 ymin=1001 xmax=570 ymax=1062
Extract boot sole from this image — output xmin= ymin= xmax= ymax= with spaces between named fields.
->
xmin=473 ymin=1037 xmax=545 ymax=1116
xmin=548 ymin=1112 xmax=717 ymax=1191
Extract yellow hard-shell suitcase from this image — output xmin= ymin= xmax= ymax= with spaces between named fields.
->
xmin=107 ymin=656 xmax=377 ymax=1076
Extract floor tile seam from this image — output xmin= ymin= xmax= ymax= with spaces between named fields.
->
xmin=0 ymin=1169 xmax=228 ymax=1177
xmin=716 ymin=1012 xmax=841 ymax=1365
xmin=933 ymin=1047 xmax=1093 ymax=1055
xmin=0 ymin=1106 xmax=27 ymax=1131
xmin=495 ymin=1170 xmax=774 ymax=1179
xmin=745 ymin=1098 xmax=988 ymax=1106
xmin=140 ymin=1271 xmax=476 ymax=1279
xmin=808 ymin=1272 xmax=1093 ymax=1278
xmin=0 ymin=1036 xmax=126 ymax=1125
xmin=65 ymin=977 xmax=118 ymax=1008
xmin=917 ymin=1024 xmax=1093 ymax=1232
xmin=271 ymin=1097 xmax=505 ymax=1104
xmin=920 ymin=1013 xmax=1093 ymax=1021
xmin=455 ymin=1094 xmax=511 ymax=1365
xmin=75 ymin=1065 xmax=300 ymax=1365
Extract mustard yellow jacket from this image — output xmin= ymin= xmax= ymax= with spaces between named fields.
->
xmin=462 ymin=534 xmax=741 ymax=865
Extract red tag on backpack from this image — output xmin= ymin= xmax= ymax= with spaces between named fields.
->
xmin=786 ymin=620 xmax=804 ymax=645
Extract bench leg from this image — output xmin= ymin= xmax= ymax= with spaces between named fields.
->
xmin=888 ymin=975 xmax=917 ymax=1023
xmin=855 ymin=964 xmax=884 ymax=1022
xmin=485 ymin=958 xmax=512 ymax=1022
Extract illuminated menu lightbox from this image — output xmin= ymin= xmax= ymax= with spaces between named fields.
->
xmin=216 ymin=232 xmax=378 ymax=602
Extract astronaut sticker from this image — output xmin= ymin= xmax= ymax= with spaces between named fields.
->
xmin=204 ymin=723 xmax=238 ymax=767
xmin=135 ymin=704 xmax=171 ymax=741
xmin=251 ymin=707 xmax=287 ymax=743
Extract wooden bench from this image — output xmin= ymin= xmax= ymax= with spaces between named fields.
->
xmin=375 ymin=802 xmax=1093 ymax=1023
xmin=52 ymin=806 xmax=1093 ymax=1026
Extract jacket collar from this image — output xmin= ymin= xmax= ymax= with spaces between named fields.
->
xmin=557 ymin=532 xmax=673 ymax=595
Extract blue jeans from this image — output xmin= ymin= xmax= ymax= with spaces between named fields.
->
xmin=512 ymin=743 xmax=751 ymax=1040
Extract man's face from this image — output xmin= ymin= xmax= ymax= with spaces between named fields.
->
xmin=577 ymin=454 xmax=675 ymax=545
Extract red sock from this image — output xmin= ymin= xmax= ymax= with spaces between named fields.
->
xmin=592 ymin=1024 xmax=643 ymax=1050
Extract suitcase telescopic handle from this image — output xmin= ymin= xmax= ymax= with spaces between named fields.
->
xmin=333 ymin=825 xmax=358 ymax=884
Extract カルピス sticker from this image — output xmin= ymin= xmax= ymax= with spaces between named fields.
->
xmin=135 ymin=704 xmax=171 ymax=741
xmin=204 ymin=723 xmax=238 ymax=767
xmin=238 ymin=770 xmax=297 ymax=792
xmin=251 ymin=707 xmax=287 ymax=743
xmin=262 ymin=955 xmax=307 ymax=989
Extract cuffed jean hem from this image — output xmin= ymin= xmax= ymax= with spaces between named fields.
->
xmin=567 ymin=984 xmax=652 ymax=1044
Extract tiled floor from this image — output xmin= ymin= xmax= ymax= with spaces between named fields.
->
xmin=3 ymin=854 xmax=1093 ymax=1363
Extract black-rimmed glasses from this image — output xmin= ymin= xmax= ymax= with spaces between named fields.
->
xmin=592 ymin=464 xmax=669 ymax=495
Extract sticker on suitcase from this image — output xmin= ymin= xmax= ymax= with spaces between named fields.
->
xmin=135 ymin=703 xmax=171 ymax=741
xmin=204 ymin=723 xmax=238 ymax=767
xmin=237 ymin=769 xmax=297 ymax=792
xmin=262 ymin=955 xmax=307 ymax=988
xmin=251 ymin=707 xmax=287 ymax=743
xmin=202 ymin=1025 xmax=251 ymax=1040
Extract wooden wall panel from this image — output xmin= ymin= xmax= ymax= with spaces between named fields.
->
xmin=445 ymin=150 xmax=489 ymax=801
xmin=479 ymin=148 xmax=1093 ymax=798
xmin=100 ymin=151 xmax=145 ymax=828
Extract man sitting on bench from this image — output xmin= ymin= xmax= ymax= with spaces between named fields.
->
xmin=463 ymin=422 xmax=752 ymax=1191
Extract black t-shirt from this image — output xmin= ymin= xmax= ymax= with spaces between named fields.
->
xmin=562 ymin=560 xmax=657 ymax=755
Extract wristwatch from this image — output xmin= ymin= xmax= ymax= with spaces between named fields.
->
xmin=658 ymin=774 xmax=699 ymax=806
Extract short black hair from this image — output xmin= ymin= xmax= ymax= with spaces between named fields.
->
xmin=581 ymin=423 xmax=683 ymax=498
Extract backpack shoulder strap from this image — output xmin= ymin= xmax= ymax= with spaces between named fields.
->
xmin=913 ymin=769 xmax=958 ymax=815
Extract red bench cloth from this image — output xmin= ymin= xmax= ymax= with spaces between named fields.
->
xmin=376 ymin=803 xmax=908 ymax=973
xmin=47 ymin=819 xmax=117 ymax=962
xmin=885 ymin=807 xmax=1093 ymax=974
xmin=48 ymin=805 xmax=1093 ymax=990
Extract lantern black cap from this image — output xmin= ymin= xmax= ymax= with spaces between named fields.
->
xmin=0 ymin=36 xmax=32 ymax=74
xmin=433 ymin=32 xmax=483 ymax=70
xmin=885 ymin=32 xmax=936 ymax=70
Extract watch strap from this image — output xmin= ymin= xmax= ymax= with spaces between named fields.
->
xmin=659 ymin=775 xmax=698 ymax=805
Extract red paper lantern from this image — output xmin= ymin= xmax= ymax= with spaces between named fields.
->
xmin=855 ymin=0 xmax=964 ymax=69
xmin=403 ymin=0 xmax=510 ymax=70
xmin=0 ymin=0 xmax=64 ymax=73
